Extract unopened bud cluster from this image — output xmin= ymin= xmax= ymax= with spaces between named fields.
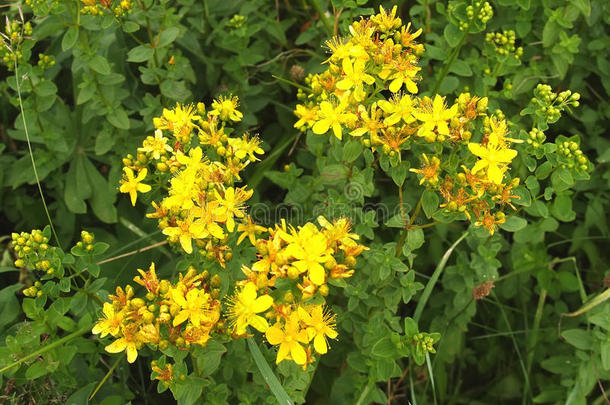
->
xmin=454 ymin=1 xmax=493 ymax=32
xmin=557 ymin=139 xmax=589 ymax=171
xmin=11 ymin=229 xmax=54 ymax=276
xmin=530 ymin=84 xmax=580 ymax=124
xmin=486 ymin=30 xmax=523 ymax=59
xmin=0 ymin=20 xmax=32 ymax=70
xmin=80 ymin=0 xmax=133 ymax=17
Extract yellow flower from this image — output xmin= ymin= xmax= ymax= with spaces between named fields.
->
xmin=230 ymin=135 xmax=264 ymax=161
xmin=285 ymin=231 xmax=331 ymax=285
xmin=192 ymin=201 xmax=226 ymax=240
xmin=209 ymin=95 xmax=243 ymax=122
xmin=475 ymin=210 xmax=506 ymax=235
xmin=294 ymin=104 xmax=319 ymax=130
xmin=317 ymin=216 xmax=359 ymax=247
xmin=138 ymin=129 xmax=172 ymax=160
xmin=265 ymin=313 xmax=309 ymax=365
xmin=119 ymin=167 xmax=151 ymax=206
xmin=350 ymin=103 xmax=384 ymax=138
xmin=324 ymin=38 xmax=367 ymax=63
xmin=336 ymin=58 xmax=375 ymax=94
xmin=104 ymin=324 xmax=140 ymax=363
xmin=152 ymin=363 xmax=173 ymax=382
xmin=133 ymin=262 xmax=160 ymax=295
xmin=378 ymin=94 xmax=416 ymax=126
xmin=92 ymin=302 xmax=124 ymax=338
xmin=237 ymin=215 xmax=267 ymax=245
xmin=226 ymin=282 xmax=274 ymax=335
xmin=370 ymin=5 xmax=402 ymax=32
xmin=413 ymin=95 xmax=458 ymax=139
xmin=468 ymin=132 xmax=518 ymax=184
xmin=162 ymin=210 xmax=206 ymax=254
xmin=214 ymin=186 xmax=254 ymax=232
xmin=409 ymin=154 xmax=441 ymax=186
xmin=312 ymin=101 xmax=357 ymax=140
xmin=297 ymin=305 xmax=338 ymax=354
xmin=170 ymin=286 xmax=211 ymax=327
xmin=379 ymin=57 xmax=420 ymax=94
xmin=153 ymin=104 xmax=200 ymax=143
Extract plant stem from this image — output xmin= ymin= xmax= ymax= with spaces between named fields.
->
xmin=13 ymin=59 xmax=61 ymax=249
xmin=90 ymin=355 xmax=122 ymax=400
xmin=431 ymin=34 xmax=465 ymax=95
xmin=413 ymin=231 xmax=468 ymax=323
xmin=0 ymin=325 xmax=90 ymax=374
xmin=309 ymin=0 xmax=333 ymax=36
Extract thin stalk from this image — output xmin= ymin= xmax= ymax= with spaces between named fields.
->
xmin=413 ymin=231 xmax=468 ymax=323
xmin=13 ymin=60 xmax=61 ymax=248
xmin=525 ymin=289 xmax=547 ymax=403
xmin=309 ymin=0 xmax=333 ymax=36
xmin=491 ymin=292 xmax=533 ymax=404
xmin=355 ymin=382 xmax=373 ymax=405
xmin=431 ymin=35 xmax=465 ymax=95
xmin=0 ymin=325 xmax=90 ymax=374
xmin=90 ymin=355 xmax=122 ymax=400
xmin=95 ymin=241 xmax=168 ymax=266
xmin=395 ymin=196 xmax=425 ymax=257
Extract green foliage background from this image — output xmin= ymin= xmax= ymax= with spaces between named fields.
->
xmin=0 ymin=0 xmax=609 ymax=404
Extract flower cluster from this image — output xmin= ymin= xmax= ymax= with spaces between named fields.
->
xmin=293 ymin=7 xmax=523 ymax=235
xmin=92 ymin=264 xmax=223 ymax=364
xmin=80 ymin=0 xmax=133 ymax=17
xmin=240 ymin=216 xmax=366 ymax=295
xmin=93 ymin=216 xmax=363 ymax=370
xmin=222 ymin=216 xmax=365 ymax=367
xmin=119 ymin=96 xmax=263 ymax=265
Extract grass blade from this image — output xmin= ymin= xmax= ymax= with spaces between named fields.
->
xmin=247 ymin=337 xmax=295 ymax=405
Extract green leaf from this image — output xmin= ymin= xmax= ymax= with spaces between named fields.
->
xmin=421 ymin=190 xmax=439 ymax=218
xmin=64 ymin=160 xmax=87 ymax=214
xmin=25 ymin=359 xmax=52 ymax=379
xmin=174 ymin=377 xmax=204 ymax=405
xmin=89 ymin=55 xmax=111 ymax=75
xmin=403 ymin=317 xmax=418 ymax=338
xmin=550 ymin=168 xmax=574 ymax=191
xmin=83 ymin=157 xmax=117 ymax=223
xmin=34 ymin=81 xmax=57 ymax=97
xmin=65 ymin=383 xmax=96 ymax=405
xmin=551 ymin=194 xmax=575 ymax=222
xmin=390 ymin=163 xmax=407 ymax=186
xmin=535 ymin=161 xmax=553 ymax=179
xmin=500 ymin=216 xmax=527 ymax=232
xmin=62 ymin=26 xmax=79 ymax=51
xmin=443 ymin=23 xmax=463 ymax=47
xmin=439 ymin=76 xmax=459 ymax=93
xmin=343 ymin=139 xmax=363 ymax=162
xmin=450 ymin=59 xmax=473 ymax=76
xmin=570 ymin=0 xmax=591 ymax=16
xmin=371 ymin=336 xmax=396 ymax=358
xmin=247 ymin=338 xmax=295 ymax=405
xmin=0 ymin=284 xmax=22 ymax=329
xmin=127 ymin=45 xmax=154 ymax=63
xmin=160 ymin=80 xmax=192 ymax=102
xmin=123 ymin=21 xmax=139 ymax=32
xmin=561 ymin=329 xmax=593 ymax=350
xmin=157 ymin=27 xmax=180 ymax=48
xmin=106 ymin=108 xmax=130 ymax=130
